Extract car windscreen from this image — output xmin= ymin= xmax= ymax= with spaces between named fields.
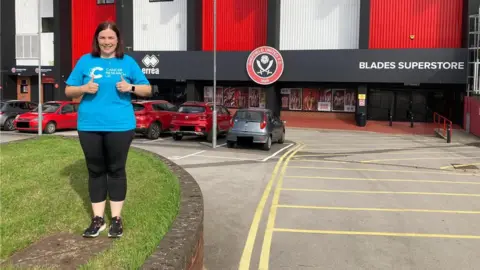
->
xmin=178 ymin=106 xmax=205 ymax=113
xmin=33 ymin=103 xmax=61 ymax=113
xmin=133 ymin=103 xmax=145 ymax=111
xmin=234 ymin=111 xmax=264 ymax=122
xmin=0 ymin=102 xmax=6 ymax=112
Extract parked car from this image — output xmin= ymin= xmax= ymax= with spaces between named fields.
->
xmin=14 ymin=101 xmax=79 ymax=134
xmin=226 ymin=108 xmax=285 ymax=150
xmin=0 ymin=100 xmax=38 ymax=131
xmin=170 ymin=101 xmax=232 ymax=142
xmin=133 ymin=100 xmax=177 ymax=139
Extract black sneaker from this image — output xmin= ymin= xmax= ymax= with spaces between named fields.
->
xmin=82 ymin=216 xmax=106 ymax=238
xmin=108 ymin=216 xmax=123 ymax=238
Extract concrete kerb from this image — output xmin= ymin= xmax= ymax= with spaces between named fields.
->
xmin=137 ymin=147 xmax=204 ymax=270
xmin=1 ymin=135 xmax=205 ymax=270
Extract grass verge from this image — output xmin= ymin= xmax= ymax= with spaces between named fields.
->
xmin=0 ymin=136 xmax=180 ymax=269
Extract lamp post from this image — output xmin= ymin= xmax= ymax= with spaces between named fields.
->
xmin=37 ymin=0 xmax=42 ymax=135
xmin=212 ymin=0 xmax=217 ymax=148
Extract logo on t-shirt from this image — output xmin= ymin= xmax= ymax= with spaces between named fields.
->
xmin=90 ymin=67 xmax=104 ymax=79
xmin=141 ymin=54 xmax=159 ymax=75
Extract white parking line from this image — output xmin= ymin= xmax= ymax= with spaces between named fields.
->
xmin=195 ymin=154 xmax=261 ymax=161
xmin=170 ymin=150 xmax=206 ymax=160
xmin=261 ymin=143 xmax=294 ymax=162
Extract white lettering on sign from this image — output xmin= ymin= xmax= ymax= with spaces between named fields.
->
xmin=142 ymin=68 xmax=160 ymax=75
xmin=359 ymin=62 xmax=465 ymax=70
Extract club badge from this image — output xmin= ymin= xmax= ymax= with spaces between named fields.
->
xmin=246 ymin=46 xmax=284 ymax=85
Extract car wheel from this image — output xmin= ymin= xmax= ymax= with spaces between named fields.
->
xmin=3 ymin=117 xmax=15 ymax=131
xmin=227 ymin=141 xmax=235 ymax=148
xmin=172 ymin=134 xmax=183 ymax=141
xmin=262 ymin=135 xmax=272 ymax=151
xmin=44 ymin=121 xmax=56 ymax=134
xmin=146 ymin=122 xmax=161 ymax=140
xmin=278 ymin=129 xmax=285 ymax=144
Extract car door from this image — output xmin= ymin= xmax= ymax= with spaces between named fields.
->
xmin=150 ymin=103 xmax=165 ymax=128
xmin=60 ymin=104 xmax=76 ymax=129
xmin=157 ymin=103 xmax=176 ymax=129
xmin=266 ymin=111 xmax=277 ymax=139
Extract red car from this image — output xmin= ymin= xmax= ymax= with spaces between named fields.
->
xmin=14 ymin=101 xmax=79 ymax=134
xmin=133 ymin=100 xmax=177 ymax=139
xmin=170 ymin=101 xmax=232 ymax=142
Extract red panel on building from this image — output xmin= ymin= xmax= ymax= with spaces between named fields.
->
xmin=369 ymin=0 xmax=464 ymax=49
xmin=71 ymin=0 xmax=116 ymax=67
xmin=202 ymin=0 xmax=268 ymax=51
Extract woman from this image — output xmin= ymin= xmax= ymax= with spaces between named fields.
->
xmin=65 ymin=21 xmax=152 ymax=238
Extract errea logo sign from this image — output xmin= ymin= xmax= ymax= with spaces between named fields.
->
xmin=141 ymin=54 xmax=159 ymax=75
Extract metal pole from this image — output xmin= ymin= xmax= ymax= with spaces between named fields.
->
xmin=212 ymin=0 xmax=217 ymax=148
xmin=37 ymin=0 xmax=42 ymax=135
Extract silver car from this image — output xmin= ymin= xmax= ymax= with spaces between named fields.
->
xmin=226 ymin=108 xmax=285 ymax=150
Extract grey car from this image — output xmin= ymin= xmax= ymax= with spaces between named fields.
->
xmin=0 ymin=100 xmax=38 ymax=131
xmin=226 ymin=108 xmax=285 ymax=150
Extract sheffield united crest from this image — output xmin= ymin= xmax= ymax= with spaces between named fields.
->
xmin=246 ymin=46 xmax=284 ymax=85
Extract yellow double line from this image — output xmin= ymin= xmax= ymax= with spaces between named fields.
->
xmin=238 ymin=142 xmax=305 ymax=270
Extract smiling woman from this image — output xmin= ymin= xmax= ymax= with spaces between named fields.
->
xmin=63 ymin=21 xmax=154 ymax=240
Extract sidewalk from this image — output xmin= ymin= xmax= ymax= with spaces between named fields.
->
xmin=282 ymin=117 xmax=466 ymax=136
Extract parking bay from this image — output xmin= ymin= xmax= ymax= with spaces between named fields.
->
xmin=132 ymin=135 xmax=296 ymax=167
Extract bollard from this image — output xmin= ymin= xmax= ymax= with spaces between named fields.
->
xmin=389 ymin=110 xmax=393 ymax=126
xmin=447 ymin=122 xmax=451 ymax=143
xmin=410 ymin=115 xmax=414 ymax=128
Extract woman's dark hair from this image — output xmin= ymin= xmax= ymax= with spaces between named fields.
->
xmin=91 ymin=21 xmax=124 ymax=58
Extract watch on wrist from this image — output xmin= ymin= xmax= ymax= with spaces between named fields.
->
xmin=130 ymin=85 xmax=135 ymax=93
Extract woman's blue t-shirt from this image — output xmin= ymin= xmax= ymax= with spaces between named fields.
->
xmin=65 ymin=53 xmax=149 ymax=132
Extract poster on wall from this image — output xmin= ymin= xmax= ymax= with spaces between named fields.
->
xmin=223 ymin=87 xmax=239 ymax=108
xmin=317 ymin=89 xmax=332 ymax=111
xmin=238 ymin=88 xmax=249 ymax=108
xmin=248 ymin=87 xmax=266 ymax=108
xmin=332 ymin=89 xmax=345 ymax=111
xmin=289 ymin=88 xmax=302 ymax=110
xmin=302 ymin=88 xmax=318 ymax=111
xmin=204 ymin=86 xmax=223 ymax=105
xmin=344 ymin=89 xmax=356 ymax=112
xmin=222 ymin=87 xmax=250 ymax=108
xmin=280 ymin=88 xmax=290 ymax=109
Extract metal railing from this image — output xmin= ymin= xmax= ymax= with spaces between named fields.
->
xmin=433 ymin=112 xmax=452 ymax=143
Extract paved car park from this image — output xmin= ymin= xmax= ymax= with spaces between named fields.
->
xmin=240 ymin=128 xmax=480 ymax=270
xmin=2 ymin=128 xmax=480 ymax=270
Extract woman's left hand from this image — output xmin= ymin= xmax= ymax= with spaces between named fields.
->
xmin=116 ymin=76 xmax=133 ymax=93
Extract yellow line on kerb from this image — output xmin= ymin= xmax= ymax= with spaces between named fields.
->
xmin=273 ymin=228 xmax=480 ymax=239
xmin=277 ymin=205 xmax=480 ymax=214
xmin=283 ymin=175 xmax=480 ymax=185
xmin=238 ymin=143 xmax=302 ymax=270
xmin=281 ymin=188 xmax=480 ymax=197
xmin=440 ymin=163 xmax=480 ymax=170
xmin=258 ymin=144 xmax=305 ymax=270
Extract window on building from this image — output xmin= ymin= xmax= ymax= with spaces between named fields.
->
xmin=16 ymin=35 xmax=39 ymax=59
xmin=42 ymin=18 xmax=54 ymax=33
xmin=20 ymin=80 xmax=28 ymax=93
xmin=97 ymin=0 xmax=115 ymax=4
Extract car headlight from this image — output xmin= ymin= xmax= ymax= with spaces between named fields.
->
xmin=15 ymin=115 xmax=20 ymax=120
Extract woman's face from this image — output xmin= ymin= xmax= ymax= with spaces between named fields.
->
xmin=97 ymin=28 xmax=118 ymax=56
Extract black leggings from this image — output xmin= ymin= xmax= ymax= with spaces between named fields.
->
xmin=78 ymin=130 xmax=135 ymax=203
